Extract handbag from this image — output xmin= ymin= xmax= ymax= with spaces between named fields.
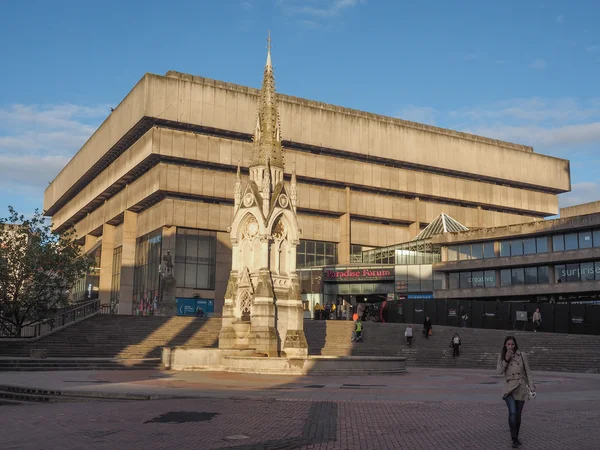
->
xmin=523 ymin=354 xmax=536 ymax=400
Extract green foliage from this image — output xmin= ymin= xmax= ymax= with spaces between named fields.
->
xmin=0 ymin=206 xmax=94 ymax=336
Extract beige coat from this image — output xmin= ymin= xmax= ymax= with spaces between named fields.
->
xmin=496 ymin=350 xmax=535 ymax=401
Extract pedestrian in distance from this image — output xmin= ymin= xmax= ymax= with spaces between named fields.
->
xmin=450 ymin=333 xmax=461 ymax=357
xmin=423 ymin=316 xmax=432 ymax=339
xmin=497 ymin=336 xmax=536 ymax=448
xmin=353 ymin=319 xmax=363 ymax=342
xmin=405 ymin=324 xmax=413 ymax=347
xmin=532 ymin=308 xmax=542 ymax=332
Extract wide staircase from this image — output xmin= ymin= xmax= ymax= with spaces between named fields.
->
xmin=304 ymin=321 xmax=600 ymax=374
xmin=0 ymin=315 xmax=221 ymax=371
xmin=1 ymin=316 xmax=599 ymax=373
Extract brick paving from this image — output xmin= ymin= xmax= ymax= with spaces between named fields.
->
xmin=1 ymin=394 xmax=600 ymax=449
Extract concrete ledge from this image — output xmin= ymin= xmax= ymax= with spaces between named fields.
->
xmin=165 ymin=347 xmax=406 ymax=375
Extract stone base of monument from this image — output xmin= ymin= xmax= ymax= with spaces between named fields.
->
xmin=162 ymin=348 xmax=406 ymax=375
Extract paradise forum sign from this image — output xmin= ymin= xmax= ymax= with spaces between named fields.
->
xmin=323 ymin=267 xmax=395 ymax=282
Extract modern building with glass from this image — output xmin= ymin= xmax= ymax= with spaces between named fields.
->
xmin=429 ymin=207 xmax=600 ymax=333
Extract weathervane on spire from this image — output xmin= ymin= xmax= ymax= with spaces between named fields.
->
xmin=267 ymin=30 xmax=271 ymax=53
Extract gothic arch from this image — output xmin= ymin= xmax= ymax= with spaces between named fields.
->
xmin=237 ymin=290 xmax=253 ymax=322
xmin=267 ymin=210 xmax=300 ymax=244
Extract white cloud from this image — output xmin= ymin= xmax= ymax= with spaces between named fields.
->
xmin=450 ymin=97 xmax=600 ymax=124
xmin=464 ymin=122 xmax=600 ymax=148
xmin=530 ymin=58 xmax=548 ymax=69
xmin=276 ymin=0 xmax=364 ymax=20
xmin=559 ymin=182 xmax=600 ymax=209
xmin=0 ymin=104 xmax=108 ymax=153
xmin=396 ymin=105 xmax=439 ymax=125
xmin=0 ymin=155 xmax=70 ymax=188
xmin=0 ymin=103 xmax=108 ymax=206
xmin=556 ymin=15 xmax=564 ymax=24
xmin=586 ymin=45 xmax=599 ymax=53
xmin=395 ymin=96 xmax=600 ymax=157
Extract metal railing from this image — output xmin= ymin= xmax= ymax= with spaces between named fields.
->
xmin=0 ymin=298 xmax=101 ymax=339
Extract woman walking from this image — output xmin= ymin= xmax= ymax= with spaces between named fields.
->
xmin=497 ymin=336 xmax=536 ymax=448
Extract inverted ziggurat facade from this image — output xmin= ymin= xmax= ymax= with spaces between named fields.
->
xmin=43 ymin=36 xmax=570 ymax=317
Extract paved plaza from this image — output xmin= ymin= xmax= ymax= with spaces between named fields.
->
xmin=1 ymin=368 xmax=600 ymax=449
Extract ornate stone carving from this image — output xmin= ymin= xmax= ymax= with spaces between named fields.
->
xmin=224 ymin=273 xmax=238 ymax=304
xmin=278 ymin=194 xmax=289 ymax=208
xmin=243 ymin=192 xmax=254 ymax=207
xmin=272 ymin=218 xmax=286 ymax=240
xmin=244 ymin=216 xmax=259 ymax=237
xmin=238 ymin=291 xmax=253 ymax=322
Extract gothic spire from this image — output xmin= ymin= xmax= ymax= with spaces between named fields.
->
xmin=251 ymin=31 xmax=284 ymax=170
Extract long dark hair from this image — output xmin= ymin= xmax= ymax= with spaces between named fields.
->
xmin=501 ymin=335 xmax=519 ymax=359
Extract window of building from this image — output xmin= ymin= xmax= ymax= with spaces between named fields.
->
xmin=297 ymin=239 xmax=337 ymax=268
xmin=460 ymin=271 xmax=471 ymax=288
xmin=565 ymin=233 xmax=578 ymax=251
xmin=133 ymin=229 xmax=163 ymax=314
xmin=510 ymin=240 xmax=524 ymax=256
xmin=350 ymin=244 xmax=365 ymax=263
xmin=594 ymin=230 xmax=600 ymax=248
xmin=579 ymin=231 xmax=593 ymax=249
xmin=524 ymin=267 xmax=537 ymax=285
xmin=538 ymin=266 xmax=549 ymax=284
xmin=448 ymin=273 xmax=460 ymax=289
xmin=110 ymin=246 xmax=122 ymax=314
xmin=523 ymin=238 xmax=536 ymax=255
xmin=174 ymin=229 xmax=216 ymax=290
xmin=471 ymin=271 xmax=484 ymax=288
xmin=501 ymin=269 xmax=511 ymax=287
xmin=580 ymin=262 xmax=595 ymax=281
xmin=499 ymin=241 xmax=510 ymax=257
xmin=511 ymin=268 xmax=524 ymax=285
xmin=484 ymin=270 xmax=496 ymax=287
xmin=459 ymin=245 xmax=471 ymax=260
xmin=471 ymin=244 xmax=483 ymax=260
xmin=555 ymin=264 xmax=565 ymax=283
xmin=447 ymin=246 xmax=459 ymax=261
xmin=536 ymin=236 xmax=548 ymax=254
xmin=553 ymin=234 xmax=565 ymax=252
xmin=566 ymin=263 xmax=580 ymax=282
xmin=483 ymin=242 xmax=495 ymax=258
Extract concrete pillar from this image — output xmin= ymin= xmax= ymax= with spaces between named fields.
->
xmin=409 ymin=197 xmax=421 ymax=238
xmin=118 ymin=210 xmax=137 ymax=315
xmin=98 ymin=224 xmax=116 ymax=306
xmin=476 ymin=206 xmax=484 ymax=228
xmin=339 ymin=187 xmax=351 ymax=264
xmin=83 ymin=234 xmax=96 ymax=253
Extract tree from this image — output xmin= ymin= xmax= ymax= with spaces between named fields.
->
xmin=0 ymin=207 xmax=94 ymax=337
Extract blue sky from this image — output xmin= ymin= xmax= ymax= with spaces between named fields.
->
xmin=1 ymin=0 xmax=599 ymax=219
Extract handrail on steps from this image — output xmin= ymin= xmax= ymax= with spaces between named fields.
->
xmin=0 ymin=298 xmax=101 ymax=339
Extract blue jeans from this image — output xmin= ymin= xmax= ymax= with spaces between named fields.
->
xmin=504 ymin=394 xmax=525 ymax=439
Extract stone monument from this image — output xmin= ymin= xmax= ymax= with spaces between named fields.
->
xmin=218 ymin=34 xmax=308 ymax=358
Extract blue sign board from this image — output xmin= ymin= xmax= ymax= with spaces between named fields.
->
xmin=176 ymin=298 xmax=215 ymax=317
xmin=407 ymin=293 xmax=434 ymax=300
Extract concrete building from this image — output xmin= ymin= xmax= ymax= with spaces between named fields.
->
xmin=43 ymin=40 xmax=570 ymax=317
